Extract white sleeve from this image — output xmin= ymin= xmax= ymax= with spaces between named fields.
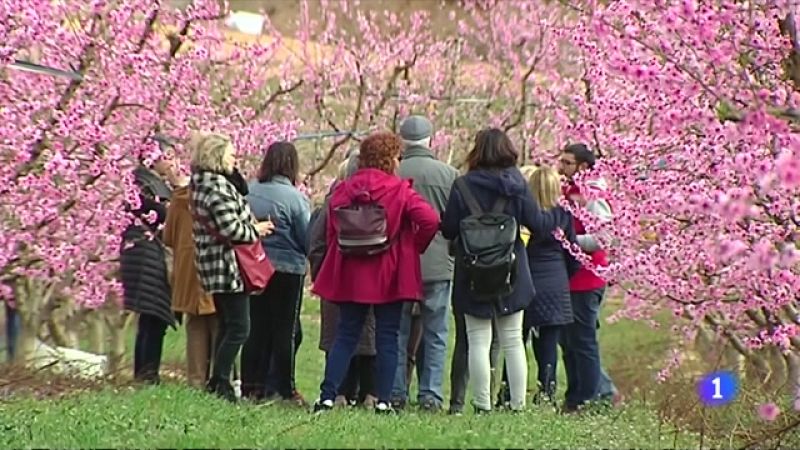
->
xmin=575 ymin=198 xmax=613 ymax=252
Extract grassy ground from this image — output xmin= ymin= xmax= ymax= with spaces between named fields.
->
xmin=0 ymin=294 xmax=715 ymax=448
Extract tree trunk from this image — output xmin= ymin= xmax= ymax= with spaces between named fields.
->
xmin=784 ymin=351 xmax=800 ymax=396
xmin=13 ymin=322 xmax=38 ymax=366
xmin=103 ymin=303 xmax=134 ymax=378
xmin=11 ymin=277 xmax=55 ymax=364
xmin=87 ymin=311 xmax=105 ymax=354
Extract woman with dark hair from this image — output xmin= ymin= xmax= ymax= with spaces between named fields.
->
xmin=441 ymin=128 xmax=559 ymax=413
xmin=243 ymin=141 xmax=311 ymax=406
xmin=312 ymin=131 xmax=440 ymax=414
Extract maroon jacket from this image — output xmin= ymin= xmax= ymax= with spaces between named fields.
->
xmin=312 ymin=168 xmax=439 ymax=304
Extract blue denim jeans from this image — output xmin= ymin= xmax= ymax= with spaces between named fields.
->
xmin=320 ymin=301 xmax=403 ymax=404
xmin=595 ymin=296 xmax=618 ymax=399
xmin=5 ymin=302 xmax=20 ymax=363
xmin=392 ymin=281 xmax=451 ymax=406
xmin=560 ymin=288 xmax=603 ymax=408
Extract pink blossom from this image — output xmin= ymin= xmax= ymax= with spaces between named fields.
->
xmin=757 ymin=403 xmax=781 ymax=422
xmin=775 ymin=150 xmax=800 ymax=188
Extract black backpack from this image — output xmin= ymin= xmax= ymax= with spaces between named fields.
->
xmin=334 ymin=192 xmax=391 ymax=256
xmin=454 ymin=178 xmax=518 ymax=303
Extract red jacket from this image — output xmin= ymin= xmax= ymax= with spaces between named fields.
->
xmin=312 ymin=168 xmax=440 ymax=304
xmin=564 ymin=182 xmax=608 ymax=292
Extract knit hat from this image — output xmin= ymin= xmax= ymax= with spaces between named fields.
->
xmin=399 ymin=115 xmax=433 ymax=141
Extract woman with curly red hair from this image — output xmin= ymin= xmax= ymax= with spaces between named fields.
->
xmin=312 ymin=131 xmax=440 ymax=414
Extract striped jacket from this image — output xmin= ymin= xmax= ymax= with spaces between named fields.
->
xmin=191 ymin=170 xmax=259 ymax=294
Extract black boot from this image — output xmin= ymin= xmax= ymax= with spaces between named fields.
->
xmin=532 ymin=380 xmax=557 ymax=407
xmin=214 ymin=379 xmax=238 ymax=403
xmin=494 ymin=382 xmax=510 ymax=409
xmin=205 ymin=376 xmax=219 ymax=395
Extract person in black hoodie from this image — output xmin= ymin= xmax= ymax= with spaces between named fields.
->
xmin=441 ymin=128 xmax=559 ymax=413
xmin=120 ymin=159 xmax=178 ymax=384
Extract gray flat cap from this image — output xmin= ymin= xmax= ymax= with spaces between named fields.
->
xmin=399 ymin=115 xmax=433 ymax=141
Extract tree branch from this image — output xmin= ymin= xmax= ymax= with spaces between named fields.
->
xmin=503 ymin=24 xmax=547 ymax=133
xmin=250 ymin=79 xmax=304 ymax=120
xmin=14 ymin=14 xmax=101 ymax=180
xmin=307 ymin=56 xmax=367 ymax=177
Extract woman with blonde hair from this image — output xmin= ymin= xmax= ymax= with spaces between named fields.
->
xmin=189 ymin=132 xmax=274 ymax=402
xmin=523 ymin=166 xmax=580 ymax=405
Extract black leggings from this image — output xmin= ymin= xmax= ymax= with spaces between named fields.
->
xmin=240 ymin=272 xmax=305 ymax=399
xmin=133 ymin=313 xmax=168 ymax=382
xmin=212 ymin=292 xmax=250 ymax=383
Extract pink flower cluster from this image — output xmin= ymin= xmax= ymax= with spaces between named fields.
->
xmin=547 ymin=0 xmax=800 ymax=370
xmin=3 ymin=0 xmax=800 ymax=381
xmin=1 ymin=0 xmax=296 ymax=306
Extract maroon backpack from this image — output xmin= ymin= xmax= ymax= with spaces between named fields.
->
xmin=334 ymin=191 xmax=391 ymax=256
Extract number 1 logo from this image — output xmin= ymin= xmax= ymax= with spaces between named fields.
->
xmin=711 ymin=376 xmax=723 ymax=399
xmin=697 ymin=371 xmax=738 ymax=407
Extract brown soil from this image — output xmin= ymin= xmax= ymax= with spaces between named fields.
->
xmin=0 ymin=361 xmax=189 ymax=401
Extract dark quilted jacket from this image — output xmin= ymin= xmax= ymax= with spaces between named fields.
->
xmin=524 ymin=206 xmax=581 ymax=328
xmin=120 ymin=167 xmax=176 ymax=328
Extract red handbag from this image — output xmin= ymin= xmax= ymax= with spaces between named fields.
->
xmin=195 ymin=214 xmax=275 ymax=294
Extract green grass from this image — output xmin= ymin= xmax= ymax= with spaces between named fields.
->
xmin=0 ymin=385 xmax=703 ymax=448
xmin=0 ymin=294 xmax=713 ymax=448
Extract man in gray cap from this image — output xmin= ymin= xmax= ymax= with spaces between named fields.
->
xmin=391 ymin=115 xmax=458 ymax=411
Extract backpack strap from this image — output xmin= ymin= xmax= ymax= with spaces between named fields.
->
xmin=455 ymin=178 xmax=484 ymax=216
xmin=491 ymin=196 xmax=509 ymax=214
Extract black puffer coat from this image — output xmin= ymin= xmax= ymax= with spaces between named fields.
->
xmin=120 ymin=167 xmax=176 ymax=328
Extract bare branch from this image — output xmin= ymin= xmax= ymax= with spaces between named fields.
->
xmin=14 ymin=14 xmax=102 ymax=180
xmin=250 ymin=79 xmax=304 ymax=120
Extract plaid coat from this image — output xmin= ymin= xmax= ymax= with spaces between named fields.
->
xmin=191 ymin=170 xmax=259 ymax=294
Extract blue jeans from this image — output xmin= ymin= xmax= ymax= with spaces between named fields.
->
xmin=392 ymin=281 xmax=451 ymax=405
xmin=320 ymin=301 xmax=403 ymax=404
xmin=595 ymin=296 xmax=618 ymax=399
xmin=5 ymin=302 xmax=20 ymax=363
xmin=560 ymin=288 xmax=603 ymax=408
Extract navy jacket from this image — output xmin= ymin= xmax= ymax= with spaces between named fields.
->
xmin=524 ymin=206 xmax=581 ymax=328
xmin=441 ymin=167 xmax=559 ymax=319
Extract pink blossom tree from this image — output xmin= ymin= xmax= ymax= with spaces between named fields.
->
xmin=550 ymin=0 xmax=800 ymax=390
xmin=0 ymin=0 xmax=298 ymax=364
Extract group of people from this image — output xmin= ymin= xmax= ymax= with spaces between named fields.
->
xmin=117 ymin=114 xmax=619 ymax=415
